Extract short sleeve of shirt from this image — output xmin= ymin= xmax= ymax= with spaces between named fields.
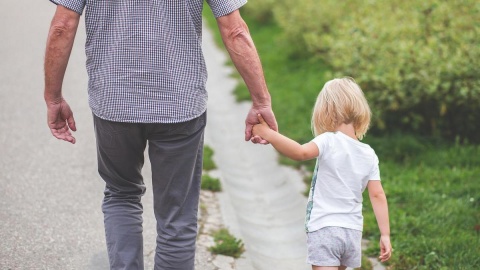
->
xmin=206 ymin=0 xmax=247 ymax=18
xmin=311 ymin=133 xmax=330 ymax=159
xmin=368 ymin=154 xmax=381 ymax=181
xmin=49 ymin=0 xmax=86 ymax=15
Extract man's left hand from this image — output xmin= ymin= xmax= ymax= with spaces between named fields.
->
xmin=46 ymin=98 xmax=77 ymax=144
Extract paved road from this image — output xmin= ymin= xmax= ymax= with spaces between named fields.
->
xmin=1 ymin=1 xmax=168 ymax=269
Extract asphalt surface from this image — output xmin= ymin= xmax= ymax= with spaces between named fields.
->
xmin=1 ymin=1 xmax=154 ymax=269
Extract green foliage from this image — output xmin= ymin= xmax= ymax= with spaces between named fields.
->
xmin=363 ymin=133 xmax=431 ymax=164
xmin=203 ymin=145 xmax=217 ymax=171
xmin=275 ymin=0 xmax=480 ymax=141
xmin=209 ymin=229 xmax=245 ymax=258
xmin=241 ymin=0 xmax=276 ymax=23
xmin=201 ymin=174 xmax=222 ymax=192
xmin=204 ymin=4 xmax=480 ymax=269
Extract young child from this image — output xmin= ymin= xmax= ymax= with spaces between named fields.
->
xmin=252 ymin=77 xmax=392 ymax=270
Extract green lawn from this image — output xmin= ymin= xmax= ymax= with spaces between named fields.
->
xmin=203 ymin=7 xmax=480 ymax=270
xmin=363 ymin=136 xmax=480 ymax=269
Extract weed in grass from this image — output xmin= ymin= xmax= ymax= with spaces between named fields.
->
xmin=203 ymin=145 xmax=216 ymax=171
xmin=209 ymin=228 xmax=245 ymax=258
xmin=201 ymin=174 xmax=222 ymax=192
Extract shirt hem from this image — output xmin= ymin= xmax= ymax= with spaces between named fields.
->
xmin=91 ymin=109 xmax=207 ymax=124
xmin=210 ymin=0 xmax=247 ymax=18
xmin=307 ymin=223 xmax=363 ymax=233
xmin=49 ymin=0 xmax=84 ymax=15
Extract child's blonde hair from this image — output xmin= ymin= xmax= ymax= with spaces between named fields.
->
xmin=311 ymin=77 xmax=371 ymax=139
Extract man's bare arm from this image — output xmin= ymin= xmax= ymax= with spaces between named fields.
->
xmin=216 ymin=10 xmax=277 ymax=142
xmin=44 ymin=5 xmax=80 ymax=144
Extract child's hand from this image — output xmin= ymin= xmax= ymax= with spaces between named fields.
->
xmin=379 ymin=235 xmax=392 ymax=262
xmin=252 ymin=114 xmax=272 ymax=139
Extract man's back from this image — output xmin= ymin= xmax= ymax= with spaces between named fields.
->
xmin=83 ymin=0 xmax=207 ymax=123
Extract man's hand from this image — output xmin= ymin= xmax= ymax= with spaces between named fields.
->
xmin=46 ymin=99 xmax=77 ymax=144
xmin=245 ymin=105 xmax=277 ymax=144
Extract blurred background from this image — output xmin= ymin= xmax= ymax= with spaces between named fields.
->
xmin=204 ymin=0 xmax=479 ymax=269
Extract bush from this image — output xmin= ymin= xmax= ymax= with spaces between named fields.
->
xmin=241 ymin=0 xmax=276 ymax=23
xmin=201 ymin=174 xmax=222 ymax=192
xmin=209 ymin=229 xmax=245 ymax=258
xmin=275 ymin=0 xmax=480 ymax=142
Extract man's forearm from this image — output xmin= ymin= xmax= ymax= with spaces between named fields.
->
xmin=44 ymin=6 xmax=79 ymax=104
xmin=217 ymin=10 xmax=271 ymax=107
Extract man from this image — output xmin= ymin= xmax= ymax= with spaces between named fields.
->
xmin=44 ymin=0 xmax=277 ymax=269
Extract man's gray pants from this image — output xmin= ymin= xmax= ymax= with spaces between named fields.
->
xmin=93 ymin=113 xmax=206 ymax=270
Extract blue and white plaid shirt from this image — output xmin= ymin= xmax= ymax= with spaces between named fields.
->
xmin=49 ymin=0 xmax=247 ymax=123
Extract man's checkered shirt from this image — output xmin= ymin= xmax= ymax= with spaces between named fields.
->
xmin=50 ymin=0 xmax=247 ymax=123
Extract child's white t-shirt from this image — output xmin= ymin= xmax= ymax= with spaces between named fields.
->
xmin=305 ymin=131 xmax=380 ymax=233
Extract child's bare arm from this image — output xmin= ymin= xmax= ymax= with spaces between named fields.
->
xmin=252 ymin=114 xmax=318 ymax=161
xmin=367 ymin=180 xmax=392 ymax=262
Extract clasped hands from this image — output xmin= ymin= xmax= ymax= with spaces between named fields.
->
xmin=246 ymin=106 xmax=277 ymax=144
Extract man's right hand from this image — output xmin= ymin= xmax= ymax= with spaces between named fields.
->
xmin=46 ymin=98 xmax=77 ymax=144
xmin=245 ymin=105 xmax=277 ymax=144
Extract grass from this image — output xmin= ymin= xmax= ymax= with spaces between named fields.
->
xmin=201 ymin=174 xmax=222 ymax=192
xmin=203 ymin=145 xmax=217 ymax=171
xmin=202 ymin=145 xmax=221 ymax=191
xmin=362 ymin=136 xmax=480 ymax=269
xmin=209 ymin=228 xmax=245 ymax=258
xmin=203 ymin=6 xmax=480 ymax=270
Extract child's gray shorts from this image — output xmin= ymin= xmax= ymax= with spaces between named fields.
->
xmin=306 ymin=226 xmax=362 ymax=268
